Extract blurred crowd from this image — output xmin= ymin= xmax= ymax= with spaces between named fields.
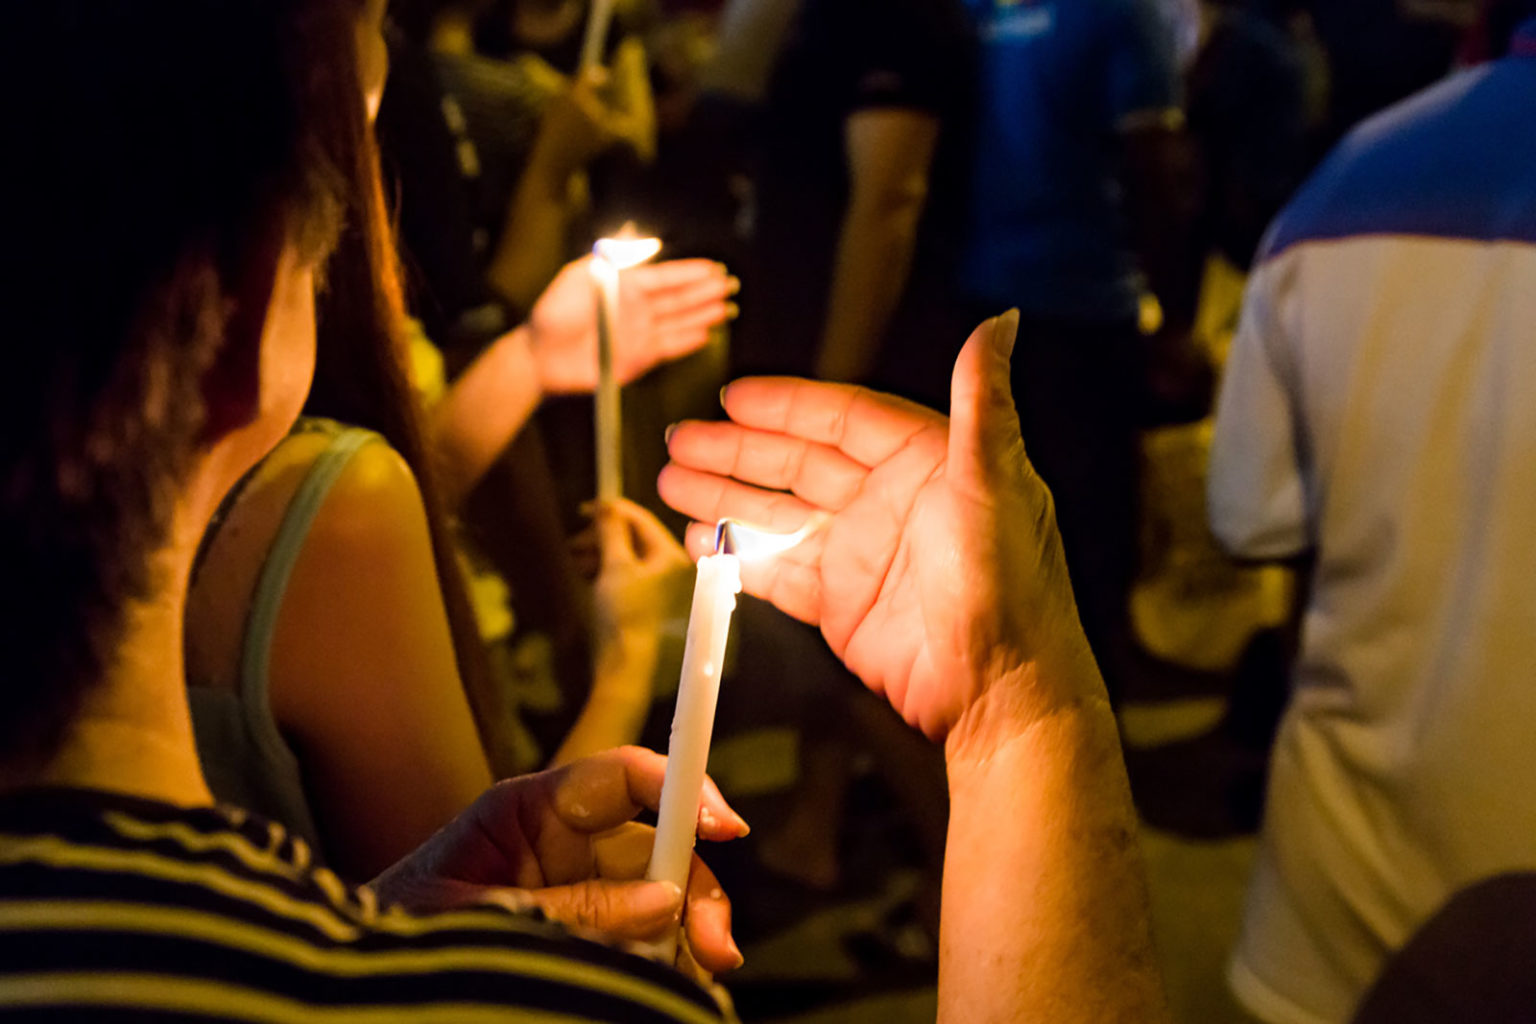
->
xmin=354 ymin=3 xmax=1533 ymax=1011
xmin=2 ymin=0 xmax=1535 ymax=1022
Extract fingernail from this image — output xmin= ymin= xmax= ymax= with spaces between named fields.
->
xmin=725 ymin=932 xmax=744 ymax=968
xmin=725 ymin=302 xmax=740 ymax=320
xmin=634 ymin=881 xmax=685 ymax=922
xmin=718 ymin=385 xmax=730 ymax=408
xmin=706 ymin=804 xmax=749 ymax=836
xmin=996 ymin=308 xmax=1020 ymax=356
xmin=700 ymin=806 xmax=749 ymax=838
xmin=727 ymin=276 xmax=741 ymax=296
xmin=664 ymin=422 xmax=679 ymax=444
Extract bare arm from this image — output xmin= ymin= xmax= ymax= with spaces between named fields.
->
xmin=483 ymin=43 xmax=657 ymax=312
xmin=268 ymin=440 xmax=493 ymax=881
xmin=429 ymin=325 xmax=543 ymax=508
xmin=485 ymin=150 xmax=584 ymax=314
xmin=606 ymin=37 xmax=657 ymax=165
xmin=551 ymin=499 xmax=690 ymax=767
xmin=943 ymin=685 xmax=1166 ymax=1023
xmin=549 ymin=631 xmax=662 ymax=768
xmin=486 ymin=73 xmax=615 ymax=312
xmin=816 ymin=108 xmax=939 ymax=382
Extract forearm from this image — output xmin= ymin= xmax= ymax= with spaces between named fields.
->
xmin=430 ymin=326 xmax=543 ymax=507
xmin=487 ymin=147 xmax=584 ymax=312
xmin=549 ymin=632 xmax=662 ymax=768
xmin=816 ymin=196 xmax=923 ymax=382
xmin=610 ymin=40 xmax=657 ymax=165
xmin=940 ymin=664 xmax=1170 ymax=1024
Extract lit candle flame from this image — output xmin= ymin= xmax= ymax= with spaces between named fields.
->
xmin=593 ymin=227 xmax=662 ymax=271
xmin=715 ymin=513 xmax=830 ymax=561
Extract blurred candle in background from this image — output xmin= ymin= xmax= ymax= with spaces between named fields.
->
xmin=590 ymin=228 xmax=661 ymax=501
xmin=579 ymin=0 xmax=616 ymax=72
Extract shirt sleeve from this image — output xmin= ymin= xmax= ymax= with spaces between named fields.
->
xmin=1104 ymin=0 xmax=1181 ymax=125
xmin=1207 ymin=256 xmax=1313 ymax=560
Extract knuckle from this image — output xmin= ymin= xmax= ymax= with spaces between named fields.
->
xmin=576 ymin=884 xmax=613 ymax=926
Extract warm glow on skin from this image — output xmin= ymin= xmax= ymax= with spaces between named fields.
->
xmin=714 ymin=513 xmax=829 ymax=560
xmin=592 ymin=235 xmax=662 ymax=271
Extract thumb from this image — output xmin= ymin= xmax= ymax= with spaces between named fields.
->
xmin=616 ymin=500 xmax=684 ymax=564
xmin=593 ymin=504 xmax=637 ymax=568
xmin=948 ymin=309 xmax=1023 ymax=488
xmin=524 ymin=879 xmax=684 ymax=941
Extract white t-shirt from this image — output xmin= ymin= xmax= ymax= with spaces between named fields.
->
xmin=1208 ymin=42 xmax=1536 ymax=1024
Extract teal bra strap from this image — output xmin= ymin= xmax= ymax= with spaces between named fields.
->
xmin=238 ymin=428 xmax=380 ymax=762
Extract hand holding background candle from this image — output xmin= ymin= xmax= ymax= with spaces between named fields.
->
xmin=589 ymin=228 xmax=662 ymax=501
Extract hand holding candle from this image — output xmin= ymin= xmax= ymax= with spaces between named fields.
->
xmin=372 ymin=745 xmax=749 ymax=976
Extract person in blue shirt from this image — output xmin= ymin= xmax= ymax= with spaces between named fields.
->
xmin=957 ymin=0 xmax=1201 ymax=700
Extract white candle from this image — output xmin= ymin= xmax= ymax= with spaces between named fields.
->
xmin=590 ymin=256 xmax=622 ymax=502
xmin=639 ymin=515 xmax=828 ymax=963
xmin=579 ymin=0 xmax=617 ymax=72
xmin=639 ymin=550 xmax=741 ymax=962
xmin=589 ymin=230 xmax=661 ymax=503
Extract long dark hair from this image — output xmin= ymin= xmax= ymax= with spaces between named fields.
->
xmin=306 ymin=72 xmax=515 ymax=775
xmin=0 ymin=0 xmax=355 ymax=769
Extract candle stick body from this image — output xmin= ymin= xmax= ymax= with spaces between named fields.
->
xmin=642 ymin=553 xmax=741 ymax=958
xmin=592 ymin=258 xmax=622 ymax=501
xmin=580 ymin=0 xmax=617 ymax=71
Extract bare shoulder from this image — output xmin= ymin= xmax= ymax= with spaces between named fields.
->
xmin=300 ymin=436 xmax=432 ymax=558
xmin=186 ymin=430 xmax=354 ymax=688
xmin=265 ymin=433 xmax=444 ymax=717
xmin=318 ymin=436 xmax=418 ymax=512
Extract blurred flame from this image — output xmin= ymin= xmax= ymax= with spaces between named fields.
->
xmin=593 ymin=224 xmax=662 ymax=270
xmin=716 ymin=513 xmax=829 ymax=561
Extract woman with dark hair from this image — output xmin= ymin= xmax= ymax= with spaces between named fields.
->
xmin=0 ymin=0 xmax=747 ymax=1012
xmin=185 ymin=0 xmax=732 ymax=880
